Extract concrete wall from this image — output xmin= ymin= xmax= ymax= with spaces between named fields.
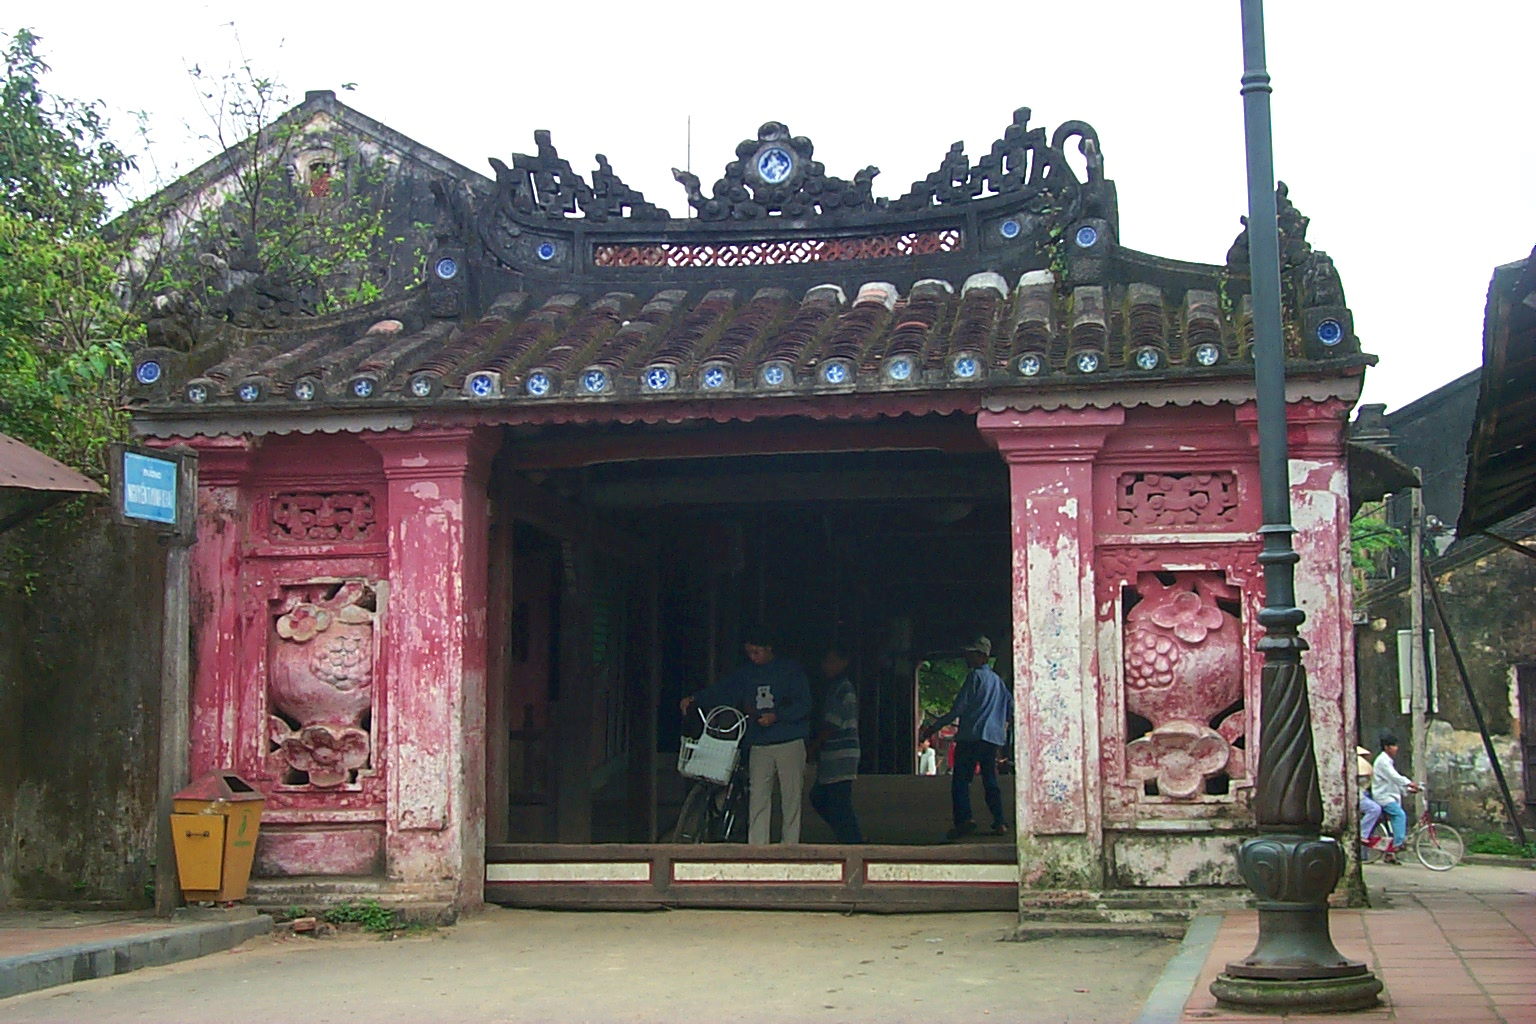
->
xmin=0 ymin=502 xmax=165 ymax=908
xmin=1357 ymin=540 xmax=1536 ymax=833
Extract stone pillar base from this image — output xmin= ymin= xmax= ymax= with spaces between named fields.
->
xmin=1210 ymin=971 xmax=1383 ymax=1013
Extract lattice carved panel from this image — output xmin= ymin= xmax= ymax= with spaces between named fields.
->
xmin=270 ymin=491 xmax=377 ymax=543
xmin=1115 ymin=472 xmax=1238 ymax=529
xmin=593 ymin=229 xmax=961 ymax=269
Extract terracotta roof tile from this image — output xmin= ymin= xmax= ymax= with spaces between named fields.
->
xmin=132 ymin=265 xmax=1368 ymax=416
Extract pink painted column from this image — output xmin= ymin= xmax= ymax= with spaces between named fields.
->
xmin=1237 ymin=399 xmax=1356 ymax=835
xmin=184 ymin=436 xmax=260 ymax=778
xmin=979 ymin=407 xmax=1123 ymax=889
xmin=365 ymin=428 xmax=496 ymax=910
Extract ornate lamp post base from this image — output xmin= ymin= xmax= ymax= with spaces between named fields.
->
xmin=1211 ymin=833 xmax=1383 ymax=1012
xmin=1211 ymin=972 xmax=1384 ymax=1014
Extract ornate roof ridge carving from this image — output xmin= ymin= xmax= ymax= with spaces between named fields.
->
xmin=452 ymin=108 xmax=1118 ymax=274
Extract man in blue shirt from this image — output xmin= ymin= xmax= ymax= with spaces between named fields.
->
xmin=921 ymin=635 xmax=1011 ymax=840
xmin=683 ymin=629 xmax=812 ymax=844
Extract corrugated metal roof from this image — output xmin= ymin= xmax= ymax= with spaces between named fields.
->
xmin=0 ymin=433 xmax=104 ymax=533
xmin=0 ymin=433 xmax=102 ymax=494
xmin=1459 ymin=248 xmax=1536 ymax=536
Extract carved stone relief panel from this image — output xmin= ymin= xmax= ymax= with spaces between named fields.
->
xmin=269 ymin=491 xmax=377 ymax=543
xmin=266 ymin=580 xmax=377 ymax=788
xmin=1121 ymin=571 xmax=1245 ymax=800
xmin=1115 ymin=472 xmax=1238 ymax=529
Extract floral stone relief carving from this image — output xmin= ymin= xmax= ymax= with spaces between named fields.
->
xmin=1122 ymin=571 xmax=1244 ymax=798
xmin=267 ymin=580 xmax=376 ymax=787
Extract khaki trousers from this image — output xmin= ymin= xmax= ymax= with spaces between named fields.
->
xmin=747 ymin=738 xmax=805 ymax=844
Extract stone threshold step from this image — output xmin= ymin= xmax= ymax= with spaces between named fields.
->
xmin=1010 ymin=919 xmax=1188 ymax=940
xmin=243 ymin=877 xmax=456 ymax=924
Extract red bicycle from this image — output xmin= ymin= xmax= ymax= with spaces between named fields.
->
xmin=1361 ymin=785 xmax=1464 ymax=871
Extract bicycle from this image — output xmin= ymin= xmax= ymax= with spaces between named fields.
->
xmin=668 ymin=705 xmax=748 ymax=843
xmin=1361 ymin=785 xmax=1464 ymax=871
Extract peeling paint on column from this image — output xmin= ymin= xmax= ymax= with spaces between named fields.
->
xmin=366 ymin=428 xmax=495 ymax=909
xmin=1240 ymin=399 xmax=1357 ymax=837
xmin=982 ymin=406 xmax=1122 ymax=861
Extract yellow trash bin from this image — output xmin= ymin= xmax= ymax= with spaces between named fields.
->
xmin=170 ymin=772 xmax=265 ymax=902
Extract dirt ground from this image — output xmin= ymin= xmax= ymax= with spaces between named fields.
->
xmin=2 ymin=908 xmax=1176 ymax=1024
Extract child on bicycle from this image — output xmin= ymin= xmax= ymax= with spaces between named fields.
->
xmin=1371 ymin=732 xmax=1420 ymax=861
xmin=1357 ymin=745 xmax=1383 ymax=847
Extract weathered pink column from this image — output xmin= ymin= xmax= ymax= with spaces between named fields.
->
xmin=184 ymin=436 xmax=260 ymax=777
xmin=364 ymin=427 xmax=496 ymax=910
xmin=979 ymin=407 xmax=1124 ymax=889
xmin=1236 ymin=399 xmax=1355 ymax=836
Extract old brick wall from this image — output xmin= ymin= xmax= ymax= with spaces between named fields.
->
xmin=0 ymin=501 xmax=165 ymax=908
xmin=1357 ymin=540 xmax=1536 ymax=833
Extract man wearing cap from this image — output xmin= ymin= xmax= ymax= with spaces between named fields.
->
xmin=921 ymin=635 xmax=1011 ymax=840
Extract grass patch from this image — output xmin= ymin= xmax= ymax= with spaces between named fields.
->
xmin=324 ymin=898 xmax=401 ymax=933
xmin=1466 ymin=832 xmax=1536 ymax=858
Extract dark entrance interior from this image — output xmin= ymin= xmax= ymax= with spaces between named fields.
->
xmin=484 ymin=414 xmax=1012 ymax=846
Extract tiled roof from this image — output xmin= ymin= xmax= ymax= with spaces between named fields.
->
xmin=128 ymin=258 xmax=1366 ymax=420
xmin=126 ymin=111 xmax=1370 ymax=426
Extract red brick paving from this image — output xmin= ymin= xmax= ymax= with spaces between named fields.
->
xmin=1181 ymin=885 xmax=1536 ymax=1023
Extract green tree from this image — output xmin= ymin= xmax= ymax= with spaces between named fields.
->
xmin=1350 ymin=502 xmax=1406 ymax=596
xmin=122 ymin=50 xmax=405 ymax=324
xmin=918 ymin=657 xmax=970 ymax=720
xmin=0 ymin=28 xmax=136 ymax=473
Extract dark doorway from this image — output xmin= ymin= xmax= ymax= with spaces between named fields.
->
xmin=487 ymin=416 xmax=1012 ymax=845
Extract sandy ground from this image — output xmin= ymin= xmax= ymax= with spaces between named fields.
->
xmin=1 ymin=908 xmax=1175 ymax=1024
xmin=1363 ymin=857 xmax=1536 ymax=898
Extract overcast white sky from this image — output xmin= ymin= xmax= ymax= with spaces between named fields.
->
xmin=10 ymin=1 xmax=1532 ymax=414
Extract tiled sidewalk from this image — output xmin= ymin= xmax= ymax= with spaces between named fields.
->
xmin=0 ymin=912 xmax=177 ymax=958
xmin=0 ymin=909 xmax=270 ymax=1000
xmin=1180 ymin=880 xmax=1536 ymax=1023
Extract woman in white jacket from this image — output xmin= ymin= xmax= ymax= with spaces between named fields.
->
xmin=1371 ymin=733 xmax=1420 ymax=858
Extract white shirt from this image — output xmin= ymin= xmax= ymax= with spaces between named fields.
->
xmin=1371 ymin=751 xmax=1414 ymax=805
xmin=917 ymin=747 xmax=937 ymax=776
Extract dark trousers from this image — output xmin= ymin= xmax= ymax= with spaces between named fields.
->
xmin=809 ymin=780 xmax=864 ymax=844
xmin=951 ymin=740 xmax=1004 ymax=828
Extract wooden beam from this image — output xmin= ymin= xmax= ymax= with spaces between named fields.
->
xmin=591 ymin=467 xmax=1006 ymax=508
xmin=503 ymin=475 xmax=649 ymax=560
xmin=506 ymin=417 xmax=989 ymax=470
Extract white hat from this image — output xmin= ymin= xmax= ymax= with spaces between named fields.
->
xmin=961 ymin=635 xmax=992 ymax=656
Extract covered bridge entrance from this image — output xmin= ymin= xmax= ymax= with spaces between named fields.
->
xmin=484 ymin=415 xmax=1016 ymax=909
xmin=126 ymin=107 xmax=1370 ymax=919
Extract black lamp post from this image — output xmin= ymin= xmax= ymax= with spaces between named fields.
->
xmin=1208 ymin=0 xmax=1384 ymax=1012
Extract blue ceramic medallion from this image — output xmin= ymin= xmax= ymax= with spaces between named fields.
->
xmin=756 ymin=146 xmax=794 ymax=185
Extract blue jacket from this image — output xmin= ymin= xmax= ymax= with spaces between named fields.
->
xmin=693 ymin=657 xmax=812 ymax=747
xmin=931 ymin=664 xmax=1011 ymax=746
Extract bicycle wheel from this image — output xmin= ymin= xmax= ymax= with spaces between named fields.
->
xmin=668 ymin=783 xmax=713 ymax=843
xmin=1413 ymin=822 xmax=1464 ymax=871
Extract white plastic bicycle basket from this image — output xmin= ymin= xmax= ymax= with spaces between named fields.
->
xmin=677 ymin=706 xmax=746 ymax=784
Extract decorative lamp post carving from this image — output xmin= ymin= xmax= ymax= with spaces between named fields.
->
xmin=1208 ymin=1 xmax=1384 ymax=1012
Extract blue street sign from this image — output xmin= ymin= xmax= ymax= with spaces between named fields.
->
xmin=122 ymin=451 xmax=178 ymax=524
